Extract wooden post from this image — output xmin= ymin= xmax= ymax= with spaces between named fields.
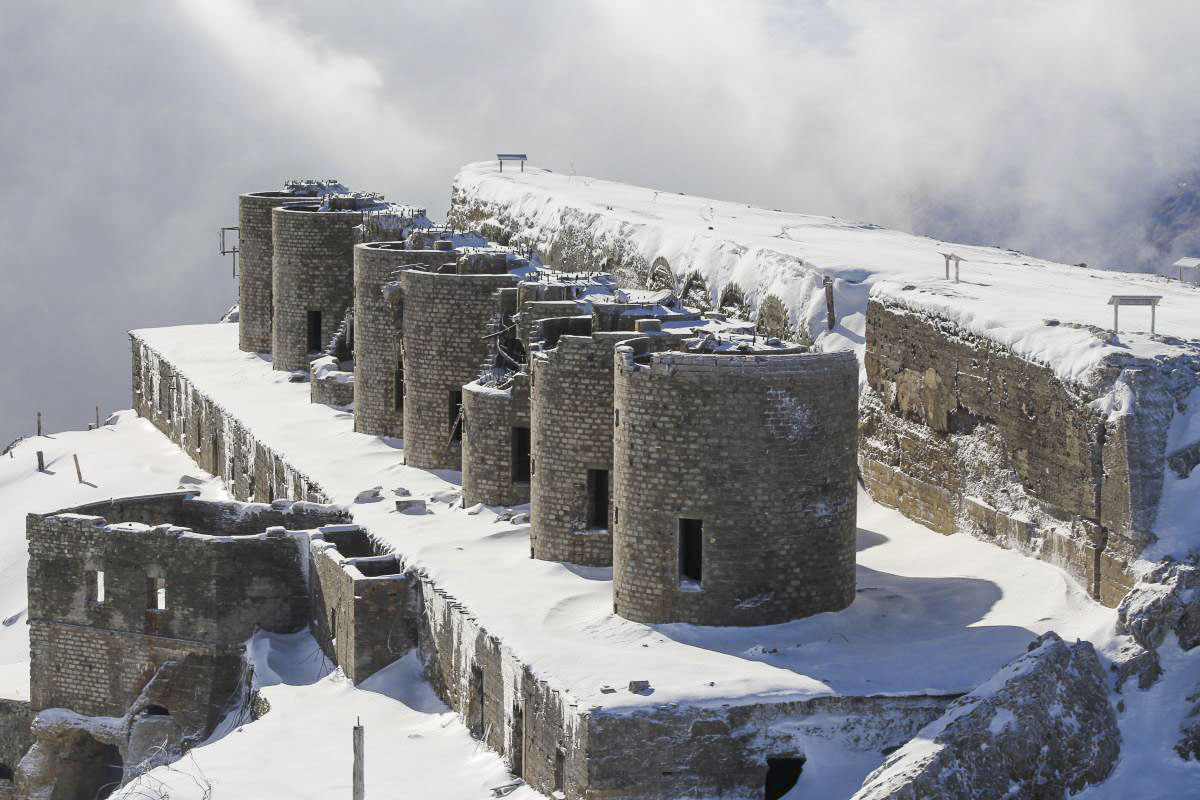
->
xmin=954 ymin=261 xmax=960 ymax=283
xmin=1151 ymin=304 xmax=1157 ymax=335
xmin=36 ymin=451 xmax=44 ymax=472
xmin=73 ymin=454 xmax=83 ymax=483
xmin=352 ymin=718 xmax=364 ymax=800
xmin=95 ymin=406 xmax=101 ymax=428
xmin=1113 ymin=304 xmax=1119 ymax=333
xmin=824 ymin=278 xmax=836 ymax=331
xmin=36 ymin=412 xmax=42 ymax=437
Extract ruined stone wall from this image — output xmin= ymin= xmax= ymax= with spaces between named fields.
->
xmin=612 ymin=348 xmax=859 ymax=625
xmin=271 ymin=204 xmax=364 ymax=371
xmin=308 ymin=532 xmax=418 ymax=684
xmin=353 ymin=243 xmax=458 ymax=437
xmin=528 ymin=334 xmax=628 ymax=566
xmin=65 ymin=492 xmax=348 ymax=536
xmin=462 ymin=374 xmax=531 ymax=507
xmin=0 ymin=700 xmax=31 ymax=787
xmin=310 ymin=370 xmax=354 ymax=406
xmin=860 ymin=297 xmax=1170 ymax=605
xmin=399 ymin=270 xmax=518 ymax=469
xmin=237 ymin=192 xmax=299 ymax=354
xmin=133 ymin=334 xmax=332 ymax=504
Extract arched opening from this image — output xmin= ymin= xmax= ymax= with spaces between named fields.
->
xmin=139 ymin=704 xmax=170 ymax=717
xmin=764 ymin=755 xmax=805 ymax=800
xmin=679 ymin=271 xmax=712 ymax=311
xmin=717 ymin=282 xmax=750 ymax=321
xmin=755 ymin=294 xmax=792 ymax=340
xmin=50 ymin=732 xmax=123 ymax=800
xmin=647 ymin=257 xmax=676 ymax=292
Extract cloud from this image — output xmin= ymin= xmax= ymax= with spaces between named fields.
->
xmin=2 ymin=0 xmax=1197 ymax=445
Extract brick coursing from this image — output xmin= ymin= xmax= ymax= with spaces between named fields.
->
xmin=612 ymin=348 xmax=859 ymax=625
xmin=237 ymin=192 xmax=316 ymax=354
xmin=462 ymin=374 xmax=531 ymax=508
xmin=271 ymin=204 xmax=365 ymax=372
xmin=353 ymin=244 xmax=457 ymax=437
xmin=399 ymin=270 xmax=518 ymax=470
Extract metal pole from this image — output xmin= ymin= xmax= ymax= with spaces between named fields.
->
xmin=353 ymin=718 xmax=364 ymax=800
xmin=954 ymin=261 xmax=960 ymax=283
xmin=1113 ymin=304 xmax=1118 ymax=333
xmin=1151 ymin=304 xmax=1156 ymax=335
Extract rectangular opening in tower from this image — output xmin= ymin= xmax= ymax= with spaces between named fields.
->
xmin=306 ymin=309 xmax=322 ymax=353
xmin=393 ymin=367 xmax=404 ymax=411
xmin=679 ymin=518 xmax=703 ymax=588
xmin=147 ymin=576 xmax=167 ymax=610
xmin=449 ymin=390 xmax=463 ymax=442
xmin=587 ymin=469 xmax=609 ymax=529
xmin=511 ymin=427 xmax=531 ymax=483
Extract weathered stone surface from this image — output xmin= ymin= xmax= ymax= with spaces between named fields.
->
xmin=462 ymin=374 xmax=531 ymax=508
xmin=1178 ymin=680 xmax=1200 ymax=761
xmin=852 ymin=632 xmax=1119 ymax=800
xmin=612 ymin=345 xmax=859 ymax=625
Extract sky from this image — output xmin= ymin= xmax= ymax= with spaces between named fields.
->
xmin=2 ymin=0 xmax=1199 ymax=447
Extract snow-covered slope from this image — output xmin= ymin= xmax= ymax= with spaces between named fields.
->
xmin=450 ymin=161 xmax=1200 ymax=387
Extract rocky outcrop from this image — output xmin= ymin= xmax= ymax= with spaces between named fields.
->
xmin=1118 ymin=555 xmax=1200 ymax=653
xmin=852 ymin=632 xmax=1119 ymax=800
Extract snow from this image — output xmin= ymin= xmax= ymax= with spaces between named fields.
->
xmin=130 ymin=322 xmax=1116 ymax=715
xmin=113 ymin=631 xmax=542 ymax=800
xmin=453 ymin=161 xmax=1200 ymax=388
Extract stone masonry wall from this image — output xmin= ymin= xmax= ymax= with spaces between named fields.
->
xmin=353 ymin=243 xmax=458 ymax=437
xmin=133 ymin=334 xmax=332 ymax=505
xmin=612 ymin=347 xmax=859 ymax=625
xmin=0 ymin=700 xmax=31 ymax=785
xmin=271 ymin=204 xmax=365 ymax=371
xmin=238 ymin=192 xmax=304 ymax=354
xmin=399 ymin=270 xmax=518 ymax=470
xmin=528 ymin=333 xmax=629 ymax=566
xmin=308 ymin=531 xmax=419 ymax=684
xmin=27 ymin=512 xmax=308 ymax=730
xmin=860 ymin=297 xmax=1166 ymax=605
xmin=462 ymin=374 xmax=531 ymax=508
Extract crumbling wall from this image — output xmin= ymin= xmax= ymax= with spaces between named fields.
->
xmin=27 ymin=511 xmax=308 ymax=733
xmin=612 ymin=347 xmax=859 ymax=625
xmin=308 ymin=530 xmax=418 ymax=684
xmin=860 ymin=296 xmax=1181 ymax=605
xmin=353 ymin=243 xmax=459 ymax=437
xmin=462 ymin=374 xmax=532 ymax=507
xmin=399 ymin=269 xmax=518 ymax=470
xmin=0 ymin=700 xmax=31 ymax=796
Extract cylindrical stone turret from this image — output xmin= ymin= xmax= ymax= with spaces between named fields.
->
xmin=462 ymin=373 xmax=532 ymax=507
xmin=611 ymin=344 xmax=859 ymax=626
xmin=352 ymin=242 xmax=458 ymax=437
xmin=271 ymin=195 xmax=384 ymax=371
xmin=528 ymin=332 xmax=639 ymax=566
xmin=400 ymin=265 xmax=519 ymax=470
xmin=237 ymin=181 xmax=346 ymax=354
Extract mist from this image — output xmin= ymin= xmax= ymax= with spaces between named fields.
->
xmin=2 ymin=0 xmax=1198 ymax=447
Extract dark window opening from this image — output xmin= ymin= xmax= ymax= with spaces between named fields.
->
xmin=330 ymin=609 xmax=337 ymax=644
xmin=614 ymin=408 xmax=620 ymax=426
xmin=393 ymin=368 xmax=404 ymax=411
xmin=511 ymin=427 xmax=531 ymax=483
xmin=587 ymin=469 xmax=609 ymax=529
xmin=0 ymin=764 xmax=12 ymax=780
xmin=764 ymin=756 xmax=805 ymax=800
xmin=306 ymin=309 xmax=323 ymax=353
xmin=139 ymin=705 xmax=170 ymax=717
xmin=470 ymin=664 xmax=484 ymax=739
xmin=511 ymin=703 xmax=524 ymax=778
xmin=449 ymin=390 xmax=463 ymax=442
xmin=554 ymin=748 xmax=566 ymax=793
xmin=210 ymin=437 xmax=220 ymax=476
xmin=679 ymin=518 xmax=703 ymax=587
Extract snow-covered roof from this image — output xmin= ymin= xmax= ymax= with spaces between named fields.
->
xmin=453 ymin=161 xmax=1200 ymax=386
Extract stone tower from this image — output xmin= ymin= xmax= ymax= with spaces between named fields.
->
xmin=270 ymin=194 xmax=386 ymax=372
xmin=611 ymin=340 xmax=859 ymax=626
xmin=399 ymin=253 xmax=519 ymax=470
xmin=236 ymin=180 xmax=346 ymax=354
xmin=352 ymin=241 xmax=458 ymax=437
